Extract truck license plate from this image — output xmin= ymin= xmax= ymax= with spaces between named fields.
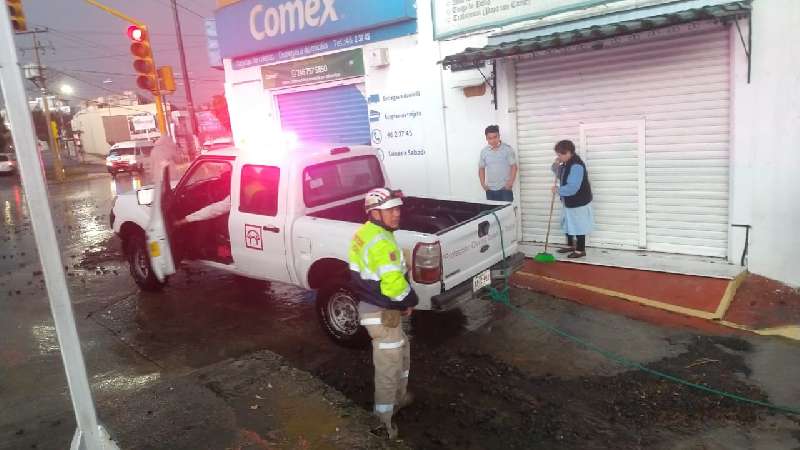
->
xmin=473 ymin=269 xmax=491 ymax=292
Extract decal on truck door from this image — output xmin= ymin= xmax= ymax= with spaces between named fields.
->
xmin=245 ymin=224 xmax=263 ymax=251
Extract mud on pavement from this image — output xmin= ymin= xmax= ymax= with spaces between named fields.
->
xmin=100 ymin=351 xmax=408 ymax=450
xmin=76 ymin=242 xmax=797 ymax=450
xmin=311 ymin=330 xmax=787 ymax=450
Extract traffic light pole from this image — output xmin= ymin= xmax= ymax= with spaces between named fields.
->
xmin=154 ymin=93 xmax=167 ymax=134
xmin=84 ymin=0 xmax=168 ymax=135
xmin=0 ymin=8 xmax=119 ymax=450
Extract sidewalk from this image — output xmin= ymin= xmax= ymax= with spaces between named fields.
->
xmin=511 ymin=257 xmax=800 ymax=341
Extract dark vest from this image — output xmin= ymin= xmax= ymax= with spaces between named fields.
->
xmin=560 ymin=156 xmax=593 ymax=208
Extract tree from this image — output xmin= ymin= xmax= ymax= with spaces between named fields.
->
xmin=211 ymin=94 xmax=231 ymax=132
xmin=31 ymin=109 xmax=49 ymax=143
xmin=30 ymin=109 xmax=74 ymax=144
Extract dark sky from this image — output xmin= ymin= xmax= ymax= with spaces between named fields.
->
xmin=11 ymin=0 xmax=224 ymax=107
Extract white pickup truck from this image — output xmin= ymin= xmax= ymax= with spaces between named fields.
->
xmin=110 ymin=143 xmax=523 ymax=345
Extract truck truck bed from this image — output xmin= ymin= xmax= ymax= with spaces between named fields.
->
xmin=308 ymin=197 xmax=502 ymax=235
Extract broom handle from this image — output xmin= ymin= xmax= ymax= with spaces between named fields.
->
xmin=543 ymin=174 xmax=558 ymax=254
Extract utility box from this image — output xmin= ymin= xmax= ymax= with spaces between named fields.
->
xmin=366 ymin=47 xmax=390 ymax=68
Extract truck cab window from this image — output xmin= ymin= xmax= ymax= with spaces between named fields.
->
xmin=174 ymin=160 xmax=232 ymax=219
xmin=303 ymin=156 xmax=383 ymax=207
xmin=240 ymin=165 xmax=280 ymax=216
xmin=181 ymin=160 xmax=231 ymax=189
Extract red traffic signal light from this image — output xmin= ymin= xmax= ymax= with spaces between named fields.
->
xmin=127 ymin=25 xmax=157 ymax=92
xmin=127 ymin=25 xmax=145 ymax=42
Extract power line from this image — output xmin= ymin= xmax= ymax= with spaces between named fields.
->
xmin=149 ymin=0 xmax=206 ymax=19
xmin=36 ymin=25 xmax=129 ymax=58
xmin=39 ymin=29 xmax=208 ymax=38
xmin=44 ymin=69 xmax=164 ymax=116
xmin=62 ymin=68 xmax=224 ymax=83
xmin=45 ymin=43 xmax=209 ymax=63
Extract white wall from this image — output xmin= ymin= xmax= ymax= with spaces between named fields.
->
xmin=438 ymin=35 xmax=505 ymax=202
xmin=734 ymin=0 xmax=800 ymax=286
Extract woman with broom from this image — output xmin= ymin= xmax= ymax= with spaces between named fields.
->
xmin=551 ymin=139 xmax=594 ymax=259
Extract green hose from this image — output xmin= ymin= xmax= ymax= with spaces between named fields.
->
xmin=486 ymin=212 xmax=800 ymax=416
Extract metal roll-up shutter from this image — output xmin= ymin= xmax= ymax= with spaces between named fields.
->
xmin=516 ymin=27 xmax=730 ymax=257
xmin=277 ymin=84 xmax=370 ymax=145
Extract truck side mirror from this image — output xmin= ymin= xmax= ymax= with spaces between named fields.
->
xmin=137 ymin=188 xmax=154 ymax=206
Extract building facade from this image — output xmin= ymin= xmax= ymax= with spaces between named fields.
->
xmin=215 ymin=0 xmax=799 ymax=287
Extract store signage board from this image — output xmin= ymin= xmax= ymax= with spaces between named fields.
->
xmin=260 ymin=48 xmax=364 ymax=89
xmin=216 ymin=0 xmax=417 ymax=58
xmin=432 ymin=0 xmax=676 ymax=40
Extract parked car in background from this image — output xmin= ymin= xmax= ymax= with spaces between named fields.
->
xmin=106 ymin=141 xmax=154 ymax=176
xmin=0 ymin=153 xmax=17 ymax=175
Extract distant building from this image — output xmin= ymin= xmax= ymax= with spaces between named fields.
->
xmin=71 ymin=97 xmax=161 ymax=156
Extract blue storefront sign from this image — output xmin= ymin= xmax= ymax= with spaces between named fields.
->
xmin=232 ymin=20 xmax=416 ymax=70
xmin=216 ymin=0 xmax=417 ymax=60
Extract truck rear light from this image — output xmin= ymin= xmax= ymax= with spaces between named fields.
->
xmin=413 ymin=242 xmax=442 ymax=284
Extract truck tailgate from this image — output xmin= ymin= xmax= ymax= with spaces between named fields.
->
xmin=439 ymin=204 xmax=517 ymax=291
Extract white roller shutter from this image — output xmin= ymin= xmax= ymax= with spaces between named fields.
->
xmin=516 ymin=27 xmax=730 ymax=257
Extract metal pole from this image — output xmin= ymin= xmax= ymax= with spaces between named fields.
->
xmin=33 ymin=31 xmax=65 ymax=181
xmin=170 ymin=0 xmax=197 ymax=159
xmin=0 ymin=9 xmax=118 ymax=450
xmin=154 ymin=92 xmax=167 ymax=134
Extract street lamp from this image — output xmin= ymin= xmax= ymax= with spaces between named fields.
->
xmin=59 ymin=84 xmax=74 ymax=96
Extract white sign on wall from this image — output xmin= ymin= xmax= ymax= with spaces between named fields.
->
xmin=367 ymin=89 xmax=429 ymax=193
xmin=130 ymin=114 xmax=156 ymax=132
xmin=433 ymin=0 xmax=653 ymax=39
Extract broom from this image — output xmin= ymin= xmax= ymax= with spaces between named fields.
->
xmin=534 ymin=175 xmax=558 ymax=263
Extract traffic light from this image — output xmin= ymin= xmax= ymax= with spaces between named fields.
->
xmin=128 ymin=25 xmax=157 ymax=92
xmin=158 ymin=66 xmax=176 ymax=93
xmin=7 ymin=0 xmax=26 ymax=32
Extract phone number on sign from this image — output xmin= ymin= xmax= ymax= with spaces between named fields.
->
xmin=386 ymin=130 xmax=414 ymax=139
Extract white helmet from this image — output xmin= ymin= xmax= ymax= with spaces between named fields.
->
xmin=365 ymin=188 xmax=403 ymax=212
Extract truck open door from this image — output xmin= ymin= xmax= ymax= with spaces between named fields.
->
xmin=145 ymin=165 xmax=177 ymax=281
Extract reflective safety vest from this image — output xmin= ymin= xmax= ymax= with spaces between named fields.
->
xmin=348 ymin=221 xmax=418 ymax=310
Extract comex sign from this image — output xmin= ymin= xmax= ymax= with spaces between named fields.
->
xmin=249 ymin=0 xmax=339 ymax=41
xmin=215 ymin=0 xmax=417 ymax=58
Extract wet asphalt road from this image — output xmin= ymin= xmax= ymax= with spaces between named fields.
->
xmin=1 ymin=172 xmax=800 ymax=449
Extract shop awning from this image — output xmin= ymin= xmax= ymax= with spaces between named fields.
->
xmin=441 ymin=1 xmax=751 ymax=70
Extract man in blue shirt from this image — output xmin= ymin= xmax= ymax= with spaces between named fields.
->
xmin=478 ymin=125 xmax=517 ymax=202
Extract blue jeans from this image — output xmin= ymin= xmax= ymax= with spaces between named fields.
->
xmin=486 ymin=189 xmax=514 ymax=202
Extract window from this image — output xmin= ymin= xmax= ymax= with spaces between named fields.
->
xmin=110 ymin=147 xmax=135 ymax=156
xmin=0 ymin=155 xmax=8 ymax=162
xmin=240 ymin=165 xmax=280 ymax=216
xmin=140 ymin=146 xmax=154 ymax=157
xmin=303 ymin=156 xmax=384 ymax=207
xmin=181 ymin=160 xmax=232 ymax=189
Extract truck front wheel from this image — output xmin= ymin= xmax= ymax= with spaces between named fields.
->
xmin=317 ymin=282 xmax=368 ymax=348
xmin=127 ymin=233 xmax=167 ymax=291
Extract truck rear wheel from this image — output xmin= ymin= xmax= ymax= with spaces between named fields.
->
xmin=127 ymin=233 xmax=167 ymax=291
xmin=317 ymin=282 xmax=368 ymax=348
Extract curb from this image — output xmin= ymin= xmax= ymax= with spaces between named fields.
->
xmin=512 ymin=270 xmax=800 ymax=342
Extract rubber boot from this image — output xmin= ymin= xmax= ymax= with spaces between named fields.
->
xmin=376 ymin=412 xmax=398 ymax=440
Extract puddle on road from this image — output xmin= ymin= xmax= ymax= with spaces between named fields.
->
xmin=31 ymin=323 xmax=60 ymax=354
xmin=92 ymin=371 xmax=161 ymax=394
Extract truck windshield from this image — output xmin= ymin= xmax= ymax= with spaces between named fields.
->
xmin=110 ymin=147 xmax=135 ymax=156
xmin=303 ymin=155 xmax=384 ymax=207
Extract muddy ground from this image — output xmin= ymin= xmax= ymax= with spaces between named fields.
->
xmin=1 ymin=174 xmax=799 ymax=450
